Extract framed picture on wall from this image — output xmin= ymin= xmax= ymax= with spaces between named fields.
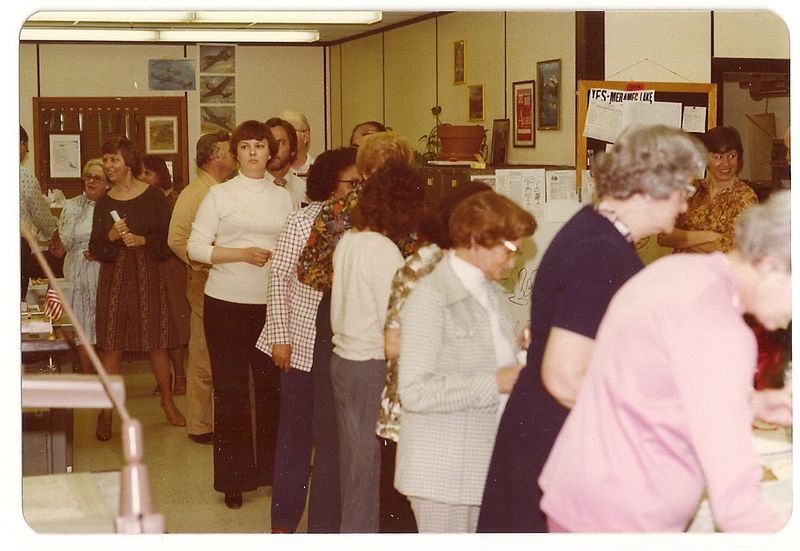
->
xmin=453 ymin=40 xmax=466 ymax=84
xmin=145 ymin=116 xmax=178 ymax=154
xmin=490 ymin=119 xmax=510 ymax=165
xmin=468 ymin=84 xmax=484 ymax=121
xmin=537 ymin=59 xmax=561 ymax=130
xmin=512 ymin=80 xmax=536 ymax=147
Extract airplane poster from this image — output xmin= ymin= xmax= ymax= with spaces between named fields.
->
xmin=200 ymin=75 xmax=236 ymax=104
xmin=148 ymin=59 xmax=196 ymax=91
xmin=200 ymin=44 xmax=235 ymax=74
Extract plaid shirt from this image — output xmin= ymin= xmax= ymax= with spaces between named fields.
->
xmin=256 ymin=202 xmax=324 ymax=372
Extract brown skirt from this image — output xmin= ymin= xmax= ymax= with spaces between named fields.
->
xmin=96 ymin=247 xmax=178 ymax=352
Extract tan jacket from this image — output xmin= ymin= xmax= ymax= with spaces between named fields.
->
xmin=167 ymin=169 xmax=218 ymax=271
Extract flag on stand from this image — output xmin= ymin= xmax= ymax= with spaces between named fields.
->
xmin=42 ymin=283 xmax=63 ymax=321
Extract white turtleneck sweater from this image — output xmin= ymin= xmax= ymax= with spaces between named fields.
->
xmin=187 ymin=171 xmax=293 ymax=304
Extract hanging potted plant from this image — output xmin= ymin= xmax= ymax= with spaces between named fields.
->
xmin=418 ymin=106 xmax=486 ymax=163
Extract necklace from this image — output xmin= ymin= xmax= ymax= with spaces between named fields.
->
xmin=595 ymin=201 xmax=634 ymax=243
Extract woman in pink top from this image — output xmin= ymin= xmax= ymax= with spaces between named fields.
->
xmin=539 ymin=191 xmax=792 ymax=532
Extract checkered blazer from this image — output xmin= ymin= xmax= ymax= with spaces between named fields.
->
xmin=395 ymin=257 xmax=515 ymax=505
xmin=256 ymin=202 xmax=324 ymax=372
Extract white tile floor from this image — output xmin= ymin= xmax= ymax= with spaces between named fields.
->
xmin=24 ymin=354 xmax=308 ymax=535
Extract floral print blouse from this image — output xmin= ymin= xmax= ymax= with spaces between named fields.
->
xmin=674 ymin=176 xmax=757 ymax=253
xmin=376 ymin=243 xmax=444 ymax=442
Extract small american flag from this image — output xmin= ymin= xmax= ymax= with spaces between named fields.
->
xmin=42 ymin=283 xmax=63 ymax=321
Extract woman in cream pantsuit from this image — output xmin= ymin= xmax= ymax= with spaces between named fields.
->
xmin=394 ymin=191 xmax=537 ymax=532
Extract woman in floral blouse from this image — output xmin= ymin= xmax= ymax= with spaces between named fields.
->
xmin=659 ymin=125 xmax=757 ymax=253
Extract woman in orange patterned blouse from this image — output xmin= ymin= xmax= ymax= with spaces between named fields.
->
xmin=659 ymin=126 xmax=757 ymax=253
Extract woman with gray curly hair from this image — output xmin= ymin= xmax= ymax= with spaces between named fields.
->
xmin=539 ymin=190 xmax=791 ymax=532
xmin=479 ymin=124 xmax=707 ymax=533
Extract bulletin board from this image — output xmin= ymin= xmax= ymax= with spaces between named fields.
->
xmin=576 ymin=80 xmax=717 ymax=188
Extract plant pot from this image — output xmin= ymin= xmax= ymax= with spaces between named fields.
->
xmin=437 ymin=124 xmax=484 ymax=161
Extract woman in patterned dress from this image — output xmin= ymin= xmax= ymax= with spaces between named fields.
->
xmin=57 ymin=158 xmax=108 ymax=374
xmin=89 ymin=136 xmax=186 ymax=441
xmin=659 ymin=125 xmax=757 ymax=253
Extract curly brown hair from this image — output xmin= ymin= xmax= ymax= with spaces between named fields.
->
xmin=351 ymin=162 xmax=424 ymax=246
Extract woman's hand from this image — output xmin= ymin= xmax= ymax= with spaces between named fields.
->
xmin=271 ymin=344 xmax=292 ymax=373
xmin=496 ymin=364 xmax=523 ymax=395
xmin=752 ymin=387 xmax=792 ymax=427
xmin=242 ymin=247 xmax=272 ymax=267
xmin=120 ymin=232 xmax=146 ymax=248
xmin=109 ymin=219 xmax=130 ymax=242
xmin=82 ymin=249 xmax=97 ymax=261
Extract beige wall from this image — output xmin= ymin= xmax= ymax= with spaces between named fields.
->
xmin=20 ymin=10 xmax=790 ymax=174
xmin=714 ymin=10 xmax=790 ymax=59
xmin=19 ymin=43 xmax=326 ymax=175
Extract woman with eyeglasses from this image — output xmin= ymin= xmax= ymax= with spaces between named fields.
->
xmin=659 ymin=125 xmax=757 ymax=254
xmin=478 ymin=125 xmax=707 ymax=533
xmin=394 ymin=190 xmax=536 ymax=532
xmin=256 ymin=146 xmax=358 ymax=533
xmin=57 ymin=158 xmax=109 ymax=375
xmin=187 ymin=120 xmax=294 ymax=510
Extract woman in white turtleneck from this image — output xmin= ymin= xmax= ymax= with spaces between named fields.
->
xmin=659 ymin=125 xmax=758 ymax=253
xmin=187 ymin=120 xmax=294 ymax=510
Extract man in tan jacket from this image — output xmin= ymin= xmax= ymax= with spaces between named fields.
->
xmin=168 ymin=131 xmax=236 ymax=444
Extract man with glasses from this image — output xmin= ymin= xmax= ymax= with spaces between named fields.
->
xmin=280 ymin=111 xmax=315 ymax=180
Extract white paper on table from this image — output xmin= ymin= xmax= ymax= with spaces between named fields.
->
xmin=682 ymin=106 xmax=707 ymax=133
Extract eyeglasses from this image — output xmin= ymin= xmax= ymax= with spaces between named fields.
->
xmin=84 ymin=175 xmax=105 ymax=182
xmin=683 ymin=183 xmax=697 ymax=199
xmin=502 ymin=240 xmax=521 ymax=258
xmin=338 ymin=178 xmax=363 ymax=187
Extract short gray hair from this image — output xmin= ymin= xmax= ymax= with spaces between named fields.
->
xmin=734 ymin=190 xmax=791 ymax=270
xmin=592 ymin=125 xmax=707 ymax=200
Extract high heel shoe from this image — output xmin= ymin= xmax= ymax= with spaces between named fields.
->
xmin=96 ymin=410 xmax=113 ymax=441
xmin=173 ymin=373 xmax=187 ymax=395
xmin=160 ymin=398 xmax=187 ymax=427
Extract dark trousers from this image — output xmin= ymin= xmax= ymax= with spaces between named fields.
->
xmin=21 ymin=237 xmax=31 ymax=301
xmin=271 ymin=367 xmax=313 ymax=529
xmin=203 ymin=295 xmax=280 ymax=494
xmin=307 ymin=292 xmax=342 ymax=533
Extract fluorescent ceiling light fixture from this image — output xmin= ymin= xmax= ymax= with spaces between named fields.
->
xmin=194 ymin=11 xmax=382 ymax=24
xmin=20 ymin=28 xmax=160 ymax=41
xmin=158 ymin=29 xmax=320 ymax=43
xmin=28 ymin=11 xmax=194 ymax=22
xmin=28 ymin=11 xmax=382 ymax=25
xmin=20 ymin=28 xmax=319 ymax=43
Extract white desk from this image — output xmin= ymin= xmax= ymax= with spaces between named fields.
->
xmin=22 ymin=471 xmax=119 ymax=533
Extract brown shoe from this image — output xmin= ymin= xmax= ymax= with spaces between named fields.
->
xmin=96 ymin=410 xmax=112 ymax=441
xmin=188 ymin=432 xmax=214 ymax=444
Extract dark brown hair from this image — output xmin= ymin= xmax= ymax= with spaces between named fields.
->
xmin=230 ymin=120 xmax=276 ymax=160
xmin=306 ymin=147 xmax=358 ymax=202
xmin=142 ymin=154 xmax=173 ymax=189
xmin=265 ymin=117 xmax=298 ymax=163
xmin=421 ymin=181 xmax=492 ymax=248
xmin=449 ymin=191 xmax=537 ymax=248
xmin=351 ymin=162 xmax=424 ymax=246
xmin=101 ymin=136 xmax=142 ymax=176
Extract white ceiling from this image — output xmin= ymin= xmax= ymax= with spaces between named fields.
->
xmin=21 ymin=11 xmax=437 ymax=45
